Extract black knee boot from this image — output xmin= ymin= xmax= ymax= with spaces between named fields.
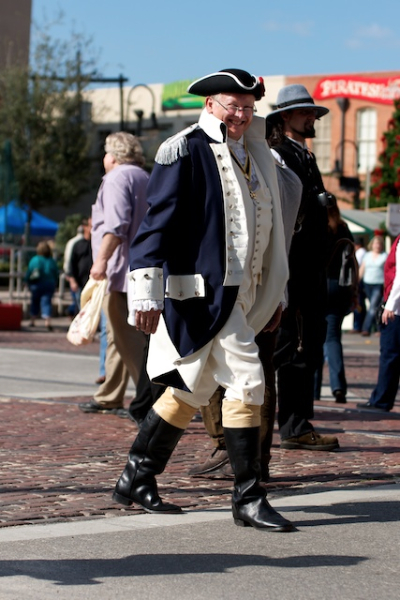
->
xmin=113 ymin=408 xmax=185 ymax=514
xmin=223 ymin=426 xmax=295 ymax=532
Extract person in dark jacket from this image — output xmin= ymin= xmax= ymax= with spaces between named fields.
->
xmin=69 ymin=217 xmax=92 ymax=309
xmin=266 ymin=84 xmax=339 ymax=451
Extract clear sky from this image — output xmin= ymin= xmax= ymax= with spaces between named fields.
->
xmin=31 ymin=0 xmax=400 ymax=86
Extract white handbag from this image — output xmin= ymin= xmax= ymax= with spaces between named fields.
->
xmin=67 ymin=277 xmax=107 ymax=346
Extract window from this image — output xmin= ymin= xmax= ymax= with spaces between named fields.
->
xmin=357 ymin=109 xmax=377 ymax=174
xmin=313 ymin=112 xmax=332 ymax=173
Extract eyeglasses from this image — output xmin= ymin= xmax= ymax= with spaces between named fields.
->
xmin=213 ymin=98 xmax=257 ymax=116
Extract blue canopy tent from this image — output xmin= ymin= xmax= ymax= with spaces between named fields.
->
xmin=0 ymin=200 xmax=58 ymax=237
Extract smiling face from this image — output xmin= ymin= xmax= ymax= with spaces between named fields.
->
xmin=206 ymin=93 xmax=255 ymax=140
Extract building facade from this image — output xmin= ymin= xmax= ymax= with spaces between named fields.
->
xmin=83 ymin=71 xmax=400 ymax=212
xmin=292 ymin=71 xmax=400 ymax=210
xmin=36 ymin=69 xmax=396 ymax=223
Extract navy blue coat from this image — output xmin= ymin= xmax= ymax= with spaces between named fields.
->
xmin=131 ymin=125 xmax=239 ymax=359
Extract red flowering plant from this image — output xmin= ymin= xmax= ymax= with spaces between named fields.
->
xmin=370 ymin=98 xmax=400 ymax=208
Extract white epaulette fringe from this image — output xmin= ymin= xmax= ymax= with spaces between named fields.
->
xmin=155 ymin=124 xmax=199 ymax=165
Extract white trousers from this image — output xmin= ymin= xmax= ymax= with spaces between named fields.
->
xmin=172 ymin=301 xmax=264 ymax=409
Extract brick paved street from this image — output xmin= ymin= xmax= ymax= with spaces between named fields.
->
xmin=1 ymin=318 xmax=399 ymax=529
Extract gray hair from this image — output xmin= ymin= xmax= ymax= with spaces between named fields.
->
xmin=104 ymin=132 xmax=145 ymax=167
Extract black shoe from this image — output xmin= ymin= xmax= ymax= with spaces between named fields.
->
xmin=78 ymin=400 xmax=127 ymax=417
xmin=356 ymin=402 xmax=389 ymax=413
xmin=334 ymin=390 xmax=347 ymax=404
xmin=232 ymin=497 xmax=295 ymax=532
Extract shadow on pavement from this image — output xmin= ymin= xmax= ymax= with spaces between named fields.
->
xmin=295 ymin=498 xmax=400 ymax=527
xmin=0 ymin=552 xmax=367 ymax=586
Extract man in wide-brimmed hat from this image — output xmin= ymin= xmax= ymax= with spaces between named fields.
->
xmin=266 ymin=84 xmax=340 ymax=452
xmin=112 ymin=68 xmax=295 ymax=532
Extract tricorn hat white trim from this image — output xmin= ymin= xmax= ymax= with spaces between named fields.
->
xmin=187 ymin=69 xmax=265 ymax=101
xmin=266 ymin=84 xmax=329 ymax=120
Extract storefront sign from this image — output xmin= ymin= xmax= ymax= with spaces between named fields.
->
xmin=162 ymin=80 xmax=204 ymax=111
xmin=314 ymin=75 xmax=400 ymax=105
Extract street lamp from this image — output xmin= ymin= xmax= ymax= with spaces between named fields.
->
xmin=336 ymin=97 xmax=350 ymax=174
xmin=126 ymin=84 xmax=158 ymax=134
xmin=134 ymin=110 xmax=144 ymax=137
xmin=333 ymin=97 xmax=362 ymax=207
xmin=334 ymin=139 xmax=359 ymax=177
xmin=334 ymin=139 xmax=361 ymax=208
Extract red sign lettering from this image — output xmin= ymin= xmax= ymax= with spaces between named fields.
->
xmin=313 ymin=75 xmax=400 ymax=105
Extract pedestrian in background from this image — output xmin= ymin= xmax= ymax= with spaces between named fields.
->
xmin=314 ymin=200 xmax=355 ymax=404
xmin=69 ymin=217 xmax=92 ymax=309
xmin=359 ymin=235 xmax=387 ymax=336
xmin=79 ymin=132 xmax=148 ymax=417
xmin=96 ymin=310 xmax=107 ymax=385
xmin=358 ymin=234 xmax=400 ymax=412
xmin=351 ymin=236 xmax=367 ymax=333
xmin=69 ymin=216 xmax=107 ymax=386
xmin=63 ymin=222 xmax=85 ymax=317
xmin=25 ymin=241 xmax=59 ymax=331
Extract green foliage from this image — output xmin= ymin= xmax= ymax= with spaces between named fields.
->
xmin=0 ymin=261 xmax=10 ymax=274
xmin=0 ymin=21 xmax=98 ymax=211
xmin=54 ymin=213 xmax=85 ymax=253
xmin=370 ymin=98 xmax=400 ymax=208
xmin=0 ymin=140 xmax=19 ymax=204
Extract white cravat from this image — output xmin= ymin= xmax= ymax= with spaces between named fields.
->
xmin=230 ymin=140 xmax=247 ymax=165
xmin=228 ymin=138 xmax=259 ymax=194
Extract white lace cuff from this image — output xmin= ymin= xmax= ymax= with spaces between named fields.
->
xmin=127 ymin=267 xmax=164 ymax=326
xmin=127 ymin=299 xmax=165 ymax=326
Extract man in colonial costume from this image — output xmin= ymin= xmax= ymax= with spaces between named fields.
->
xmin=113 ymin=69 xmax=295 ymax=532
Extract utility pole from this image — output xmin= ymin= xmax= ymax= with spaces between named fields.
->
xmin=44 ymin=51 xmax=129 ymax=130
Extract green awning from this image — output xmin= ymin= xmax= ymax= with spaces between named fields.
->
xmin=341 ymin=209 xmax=386 ymax=236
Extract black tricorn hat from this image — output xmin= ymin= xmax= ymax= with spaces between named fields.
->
xmin=187 ymin=69 xmax=265 ymax=101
